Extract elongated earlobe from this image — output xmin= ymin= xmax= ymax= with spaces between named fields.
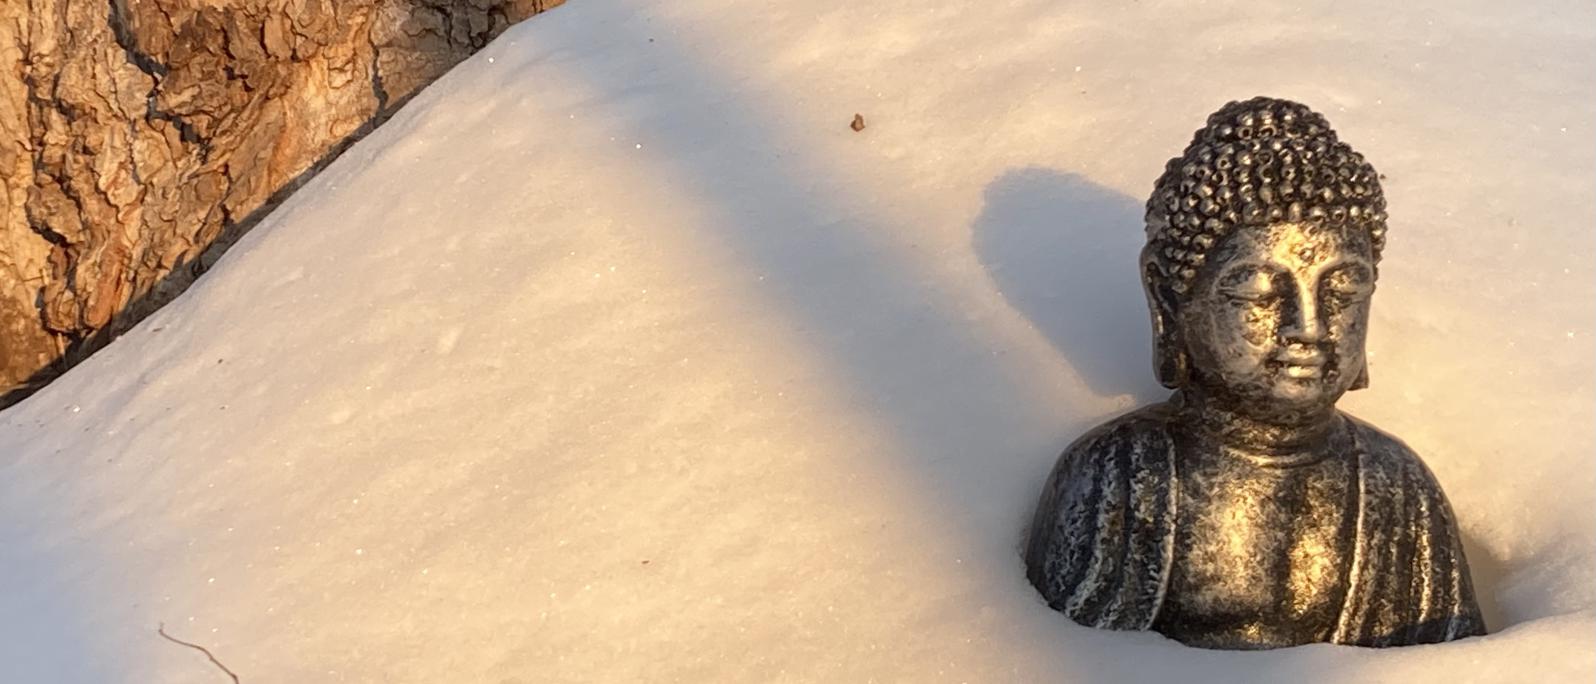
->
xmin=1143 ymin=257 xmax=1189 ymax=389
xmin=1350 ymin=360 xmax=1370 ymax=390
xmin=1155 ymin=338 xmax=1190 ymax=389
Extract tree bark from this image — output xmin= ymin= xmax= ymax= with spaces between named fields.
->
xmin=0 ymin=0 xmax=562 ymax=405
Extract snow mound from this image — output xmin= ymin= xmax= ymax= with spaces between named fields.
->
xmin=3 ymin=0 xmax=1592 ymax=681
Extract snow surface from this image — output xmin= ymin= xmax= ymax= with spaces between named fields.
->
xmin=3 ymin=0 xmax=1593 ymax=681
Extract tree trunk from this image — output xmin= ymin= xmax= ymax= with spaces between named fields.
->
xmin=0 ymin=0 xmax=562 ymax=406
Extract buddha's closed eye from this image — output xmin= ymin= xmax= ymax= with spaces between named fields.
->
xmin=1218 ymin=266 xmax=1284 ymax=302
xmin=1323 ymin=265 xmax=1374 ymax=297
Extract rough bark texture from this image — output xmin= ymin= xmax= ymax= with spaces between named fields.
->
xmin=0 ymin=0 xmax=563 ymax=405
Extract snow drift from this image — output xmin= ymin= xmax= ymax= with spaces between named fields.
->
xmin=2 ymin=0 xmax=1592 ymax=681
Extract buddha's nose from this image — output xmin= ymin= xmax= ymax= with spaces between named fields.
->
xmin=1280 ymin=286 xmax=1325 ymax=344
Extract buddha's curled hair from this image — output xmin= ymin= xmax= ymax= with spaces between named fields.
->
xmin=1144 ymin=96 xmax=1388 ymax=294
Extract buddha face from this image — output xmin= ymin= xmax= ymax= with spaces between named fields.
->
xmin=1177 ymin=221 xmax=1376 ymax=420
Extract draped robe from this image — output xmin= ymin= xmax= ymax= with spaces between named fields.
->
xmin=1023 ymin=403 xmax=1486 ymax=647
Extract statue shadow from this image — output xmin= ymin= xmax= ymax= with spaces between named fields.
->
xmin=973 ymin=168 xmax=1165 ymax=404
xmin=1461 ymin=532 xmax=1507 ymax=631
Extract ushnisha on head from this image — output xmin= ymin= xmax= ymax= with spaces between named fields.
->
xmin=1141 ymin=97 xmax=1387 ymax=422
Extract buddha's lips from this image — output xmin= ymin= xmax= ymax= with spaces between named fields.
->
xmin=1282 ymin=363 xmax=1324 ymax=379
xmin=1268 ymin=352 xmax=1328 ymax=379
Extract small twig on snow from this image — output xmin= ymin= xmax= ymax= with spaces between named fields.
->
xmin=157 ymin=623 xmax=240 ymax=683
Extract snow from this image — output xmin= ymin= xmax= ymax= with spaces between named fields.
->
xmin=2 ymin=0 xmax=1592 ymax=681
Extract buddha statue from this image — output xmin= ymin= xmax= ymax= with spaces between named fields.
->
xmin=1023 ymin=97 xmax=1486 ymax=649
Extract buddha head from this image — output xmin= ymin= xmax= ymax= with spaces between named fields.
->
xmin=1141 ymin=97 xmax=1387 ymax=423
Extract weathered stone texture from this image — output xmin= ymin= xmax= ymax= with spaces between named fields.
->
xmin=0 ymin=0 xmax=562 ymax=404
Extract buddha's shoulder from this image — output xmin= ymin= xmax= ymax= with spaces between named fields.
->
xmin=1060 ymin=402 xmax=1180 ymax=459
xmin=1037 ymin=403 xmax=1178 ymax=504
xmin=1340 ymin=411 xmax=1443 ymax=482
